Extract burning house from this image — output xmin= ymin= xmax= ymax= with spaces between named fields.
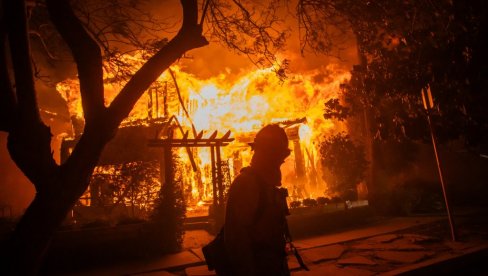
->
xmin=58 ymin=60 xmax=353 ymax=224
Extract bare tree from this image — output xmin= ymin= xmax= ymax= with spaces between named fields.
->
xmin=1 ymin=0 xmax=207 ymax=273
xmin=296 ymin=0 xmax=353 ymax=57
xmin=0 ymin=0 xmax=291 ymax=273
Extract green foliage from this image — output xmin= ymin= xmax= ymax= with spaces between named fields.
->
xmin=320 ymin=133 xmax=367 ymax=198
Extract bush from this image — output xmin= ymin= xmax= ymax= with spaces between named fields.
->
xmin=319 ymin=133 xmax=367 ymax=198
xmin=330 ymin=196 xmax=343 ymax=203
xmin=290 ymin=200 xmax=302 ymax=208
xmin=146 ymin=152 xmax=186 ymax=253
xmin=302 ymin=198 xmax=318 ymax=207
xmin=316 ymin=197 xmax=331 ymax=205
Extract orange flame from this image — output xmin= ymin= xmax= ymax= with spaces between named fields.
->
xmin=56 ymin=52 xmax=350 ymax=211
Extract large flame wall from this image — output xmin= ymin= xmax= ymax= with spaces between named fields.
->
xmin=56 ymin=54 xmax=351 ymax=210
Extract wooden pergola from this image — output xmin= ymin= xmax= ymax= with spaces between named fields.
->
xmin=148 ymin=129 xmax=234 ymax=217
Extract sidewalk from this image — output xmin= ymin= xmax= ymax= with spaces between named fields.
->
xmin=62 ymin=214 xmax=488 ymax=276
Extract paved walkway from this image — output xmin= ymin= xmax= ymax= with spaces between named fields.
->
xmin=64 ymin=214 xmax=488 ymax=276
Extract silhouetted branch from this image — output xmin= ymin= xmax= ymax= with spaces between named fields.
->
xmin=207 ymin=0 xmax=287 ymax=68
xmin=46 ymin=0 xmax=105 ymax=123
xmin=73 ymin=0 xmax=171 ymax=50
xmin=71 ymin=0 xmax=174 ymax=82
xmin=0 ymin=10 xmax=15 ymax=132
xmin=2 ymin=0 xmax=58 ymax=193
xmin=296 ymin=0 xmax=351 ymax=57
xmin=4 ymin=0 xmax=40 ymax=125
xmin=108 ymin=0 xmax=208 ymax=125
xmin=29 ymin=30 xmax=58 ymax=60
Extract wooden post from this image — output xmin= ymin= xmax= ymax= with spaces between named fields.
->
xmin=214 ymin=143 xmax=225 ymax=229
xmin=148 ymin=88 xmax=153 ymax=119
xmin=216 ymin=143 xmax=223 ymax=206
xmin=155 ymin=87 xmax=159 ymax=118
xmin=162 ymin=128 xmax=174 ymax=198
xmin=163 ymin=82 xmax=168 ymax=118
xmin=146 ymin=130 xmax=234 ymax=228
xmin=287 ymin=127 xmax=306 ymax=198
xmin=163 ymin=146 xmax=173 ymax=193
xmin=210 ymin=145 xmax=217 ymax=208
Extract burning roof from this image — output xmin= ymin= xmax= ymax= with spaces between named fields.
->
xmin=57 ymin=52 xmax=351 ymax=200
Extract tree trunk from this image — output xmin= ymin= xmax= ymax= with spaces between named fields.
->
xmin=4 ymin=124 xmax=109 ymax=274
xmin=1 ymin=0 xmax=207 ymax=273
xmin=6 ymin=184 xmax=82 ymax=274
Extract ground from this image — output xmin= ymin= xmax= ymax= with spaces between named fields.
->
xmin=182 ymin=230 xmax=213 ymax=250
xmin=3 ymin=207 xmax=488 ymax=275
xmin=39 ymin=205 xmax=487 ymax=275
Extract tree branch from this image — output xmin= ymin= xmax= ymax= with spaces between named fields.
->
xmin=29 ymin=30 xmax=58 ymax=60
xmin=182 ymin=0 xmax=199 ymax=29
xmin=4 ymin=0 xmax=40 ymax=125
xmin=46 ymin=0 xmax=105 ymax=123
xmin=108 ymin=0 xmax=208 ymax=124
xmin=2 ymin=0 xmax=58 ymax=193
xmin=0 ymin=6 xmax=16 ymax=132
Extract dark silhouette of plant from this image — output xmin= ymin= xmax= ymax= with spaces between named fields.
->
xmin=319 ymin=133 xmax=367 ymax=198
xmin=302 ymin=198 xmax=318 ymax=207
xmin=316 ymin=196 xmax=330 ymax=205
xmin=88 ymin=161 xmax=160 ymax=220
xmin=290 ymin=200 xmax=302 ymax=209
xmin=149 ymin=153 xmax=186 ymax=253
xmin=323 ymin=98 xmax=350 ymax=121
xmin=303 ymin=0 xmax=487 ymax=210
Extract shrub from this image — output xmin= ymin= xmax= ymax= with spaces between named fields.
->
xmin=330 ymin=196 xmax=343 ymax=203
xmin=316 ymin=197 xmax=331 ymax=205
xmin=290 ymin=200 xmax=302 ymax=208
xmin=319 ymin=133 xmax=367 ymax=199
xmin=302 ymin=198 xmax=318 ymax=207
